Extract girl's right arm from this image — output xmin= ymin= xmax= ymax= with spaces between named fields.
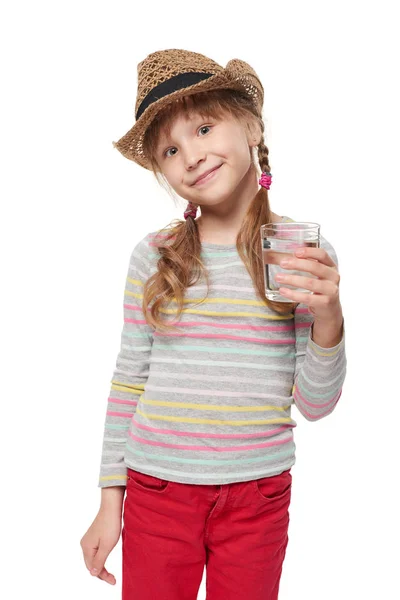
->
xmin=98 ymin=235 xmax=154 ymax=488
xmin=100 ymin=485 xmax=125 ymax=513
xmin=81 ymin=234 xmax=154 ymax=585
xmin=80 ymin=487 xmax=125 ymax=586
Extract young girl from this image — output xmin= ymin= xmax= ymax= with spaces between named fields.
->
xmin=80 ymin=48 xmax=346 ymax=600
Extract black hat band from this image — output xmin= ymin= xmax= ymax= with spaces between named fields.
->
xmin=135 ymin=72 xmax=214 ymax=120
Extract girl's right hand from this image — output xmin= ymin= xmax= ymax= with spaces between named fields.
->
xmin=80 ymin=508 xmax=122 ymax=585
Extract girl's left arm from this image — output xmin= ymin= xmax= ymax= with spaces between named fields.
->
xmin=279 ymin=236 xmax=347 ymax=421
xmin=311 ymin=310 xmax=344 ymax=349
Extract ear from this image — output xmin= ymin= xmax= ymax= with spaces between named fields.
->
xmin=246 ymin=117 xmax=262 ymax=148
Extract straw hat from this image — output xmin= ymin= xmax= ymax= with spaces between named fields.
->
xmin=112 ymin=48 xmax=264 ymax=170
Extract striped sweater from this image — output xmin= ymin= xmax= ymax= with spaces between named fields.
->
xmin=98 ymin=216 xmax=346 ymax=487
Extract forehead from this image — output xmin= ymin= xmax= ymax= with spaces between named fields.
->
xmin=157 ymin=111 xmax=209 ymax=144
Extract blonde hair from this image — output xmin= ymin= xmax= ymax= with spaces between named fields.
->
xmin=141 ymin=89 xmax=298 ymax=332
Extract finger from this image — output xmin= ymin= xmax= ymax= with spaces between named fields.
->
xmin=89 ymin=545 xmax=117 ymax=582
xmin=280 ymin=257 xmax=335 ymax=281
xmin=295 ymin=247 xmax=336 ymax=267
xmin=276 ymin=275 xmax=331 ymax=295
xmin=82 ymin=547 xmax=96 ymax=573
xmin=278 ymin=286 xmax=317 ymax=303
xmin=92 ymin=566 xmax=116 ymax=585
xmin=279 ymin=284 xmax=339 ymax=306
xmin=81 ymin=540 xmax=117 ymax=585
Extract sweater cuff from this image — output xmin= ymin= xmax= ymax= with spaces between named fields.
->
xmin=98 ymin=467 xmax=128 ymax=488
xmin=308 ymin=319 xmax=345 ymax=354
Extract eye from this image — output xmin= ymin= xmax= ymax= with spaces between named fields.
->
xmin=163 ymin=124 xmax=212 ymax=158
xmin=199 ymin=125 xmax=211 ymax=136
xmin=164 ymin=147 xmax=177 ymax=158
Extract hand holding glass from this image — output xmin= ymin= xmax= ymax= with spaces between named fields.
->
xmin=261 ymin=222 xmax=321 ymax=303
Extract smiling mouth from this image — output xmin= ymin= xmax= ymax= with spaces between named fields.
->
xmin=192 ymin=165 xmax=222 ymax=186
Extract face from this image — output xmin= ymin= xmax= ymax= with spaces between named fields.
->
xmin=155 ymin=110 xmax=259 ymax=207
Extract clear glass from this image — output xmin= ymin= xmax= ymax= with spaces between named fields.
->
xmin=261 ymin=222 xmax=321 ymax=302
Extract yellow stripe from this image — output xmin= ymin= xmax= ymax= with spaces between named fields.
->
xmin=125 ymin=290 xmax=293 ymax=319
xmin=99 ymin=475 xmax=128 ymax=482
xmin=125 ymin=282 xmax=295 ymax=319
xmin=111 ymin=383 xmax=145 ymax=394
xmin=126 ymin=287 xmax=269 ymax=307
xmin=112 ymin=382 xmax=145 ymax=389
xmin=128 ymin=278 xmax=144 ymax=287
xmin=136 ymin=408 xmax=292 ymax=426
xmin=309 ymin=344 xmax=342 ymax=357
xmin=140 ymin=397 xmax=292 ymax=412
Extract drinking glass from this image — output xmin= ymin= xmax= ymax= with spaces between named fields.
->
xmin=261 ymin=222 xmax=320 ymax=302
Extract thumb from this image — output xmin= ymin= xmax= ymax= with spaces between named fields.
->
xmin=90 ymin=546 xmax=109 ymax=574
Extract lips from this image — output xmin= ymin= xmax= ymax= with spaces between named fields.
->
xmin=191 ymin=164 xmax=222 ymax=186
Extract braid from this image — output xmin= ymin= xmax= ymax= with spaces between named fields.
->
xmin=256 ymin=121 xmax=272 ymax=174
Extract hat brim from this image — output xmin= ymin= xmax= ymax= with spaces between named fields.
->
xmin=112 ymin=59 xmax=264 ymax=170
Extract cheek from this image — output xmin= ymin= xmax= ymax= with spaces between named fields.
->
xmin=229 ymin=146 xmax=253 ymax=172
xmin=219 ymin=137 xmax=250 ymax=163
xmin=164 ymin=172 xmax=186 ymax=193
xmin=161 ymin=165 xmax=180 ymax=185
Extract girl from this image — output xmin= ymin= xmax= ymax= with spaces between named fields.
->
xmin=80 ymin=49 xmax=346 ymax=600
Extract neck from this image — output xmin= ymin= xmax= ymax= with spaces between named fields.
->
xmin=195 ymin=165 xmax=280 ymax=245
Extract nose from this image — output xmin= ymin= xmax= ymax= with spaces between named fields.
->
xmin=183 ymin=144 xmax=206 ymax=170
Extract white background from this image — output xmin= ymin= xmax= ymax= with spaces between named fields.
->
xmin=1 ymin=1 xmax=398 ymax=598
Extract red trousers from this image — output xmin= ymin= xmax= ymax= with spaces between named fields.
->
xmin=122 ymin=467 xmax=292 ymax=600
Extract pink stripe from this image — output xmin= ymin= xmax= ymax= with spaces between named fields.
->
xmin=150 ymin=318 xmax=295 ymax=332
xmin=293 ymin=388 xmax=342 ymax=420
xmin=124 ymin=311 xmax=292 ymax=331
xmin=107 ymin=411 xmax=134 ymax=418
xmin=128 ymin=430 xmax=293 ymax=452
xmin=154 ymin=331 xmax=295 ymax=344
xmin=294 ymin=383 xmax=342 ymax=409
xmin=148 ymin=233 xmax=171 ymax=239
xmin=124 ymin=318 xmax=148 ymax=325
xmin=108 ymin=397 xmax=137 ymax=406
xmin=133 ymin=418 xmax=294 ymax=439
xmin=124 ymin=304 xmax=158 ymax=316
xmin=295 ymin=306 xmax=313 ymax=314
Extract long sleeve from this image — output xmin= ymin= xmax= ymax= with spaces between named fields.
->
xmin=291 ymin=236 xmax=347 ymax=421
xmin=98 ymin=236 xmax=154 ymax=488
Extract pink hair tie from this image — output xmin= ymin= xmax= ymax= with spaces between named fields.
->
xmin=259 ymin=171 xmax=272 ymax=190
xmin=184 ymin=202 xmax=198 ymax=220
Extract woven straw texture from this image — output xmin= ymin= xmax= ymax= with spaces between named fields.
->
xmin=112 ymin=49 xmax=264 ymax=170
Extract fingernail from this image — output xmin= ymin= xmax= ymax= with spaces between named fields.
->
xmin=91 ymin=568 xmax=98 ymax=574
xmin=295 ymin=248 xmax=305 ymax=256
